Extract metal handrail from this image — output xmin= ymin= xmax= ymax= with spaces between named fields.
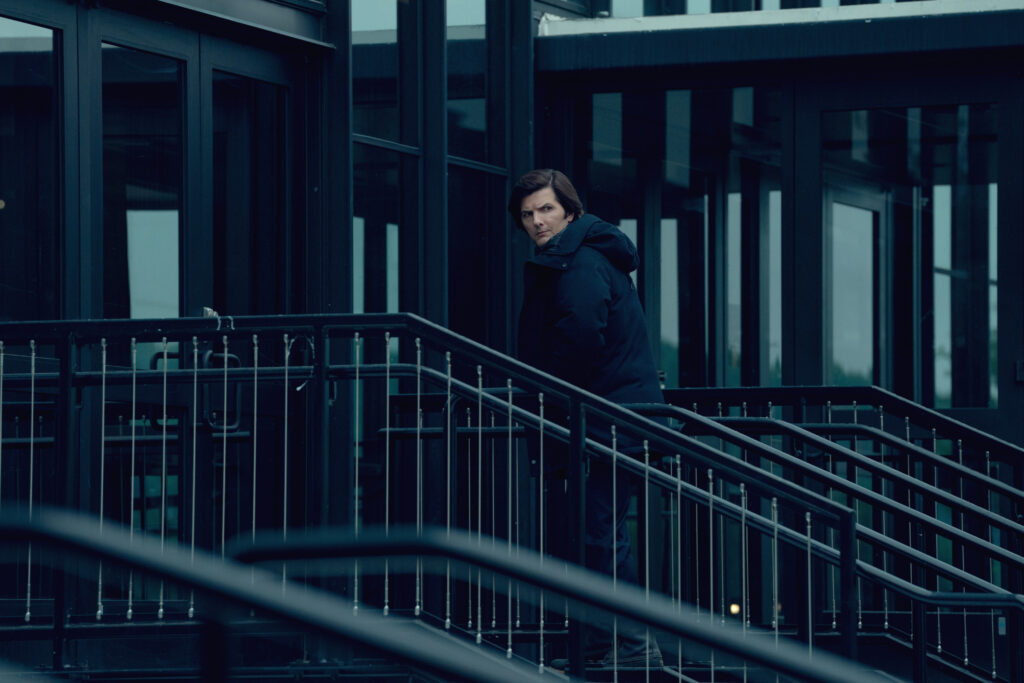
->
xmin=0 ymin=507 xmax=545 ymax=683
xmin=1 ymin=312 xmax=1016 ymax=677
xmin=628 ymin=404 xmax=1024 ymax=578
xmin=664 ymin=385 xmax=1024 ymax=469
xmin=228 ymin=525 xmax=894 ymax=683
xmin=715 ymin=416 xmax=1024 ymax=545
xmin=801 ymin=422 xmax=1022 ymax=507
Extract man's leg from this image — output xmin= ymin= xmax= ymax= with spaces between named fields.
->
xmin=585 ymin=460 xmax=662 ymax=667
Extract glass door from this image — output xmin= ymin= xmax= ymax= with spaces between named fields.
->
xmin=101 ymin=43 xmax=184 ymax=320
xmin=820 ymin=103 xmax=998 ymax=409
xmin=200 ymin=36 xmax=300 ymax=317
xmin=822 ymin=183 xmax=889 ymax=388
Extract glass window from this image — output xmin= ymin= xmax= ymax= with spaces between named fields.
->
xmin=352 ymin=1 xmax=401 ymax=142
xmin=212 ymin=71 xmax=288 ymax=315
xmin=448 ymin=165 xmax=505 ymax=346
xmin=352 ymin=143 xmax=405 ymax=314
xmin=0 ymin=16 xmax=57 ymax=321
xmin=826 ymin=200 xmax=876 ymax=385
xmin=586 ymin=87 xmax=783 ymax=388
xmin=447 ymin=0 xmax=493 ymax=162
xmin=821 ymin=103 xmax=997 ymax=407
xmin=102 ymin=44 xmax=183 ymax=320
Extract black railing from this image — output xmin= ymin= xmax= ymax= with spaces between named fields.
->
xmin=0 ymin=314 xmax=1019 ymax=681
xmin=665 ymin=385 xmax=1024 ymax=492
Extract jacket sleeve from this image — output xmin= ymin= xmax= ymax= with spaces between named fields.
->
xmin=548 ymin=253 xmax=612 ymax=390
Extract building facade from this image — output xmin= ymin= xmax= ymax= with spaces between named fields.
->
xmin=2 ymin=0 xmax=1024 ymax=442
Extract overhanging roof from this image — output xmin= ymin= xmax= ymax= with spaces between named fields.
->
xmin=535 ymin=0 xmax=1024 ymax=72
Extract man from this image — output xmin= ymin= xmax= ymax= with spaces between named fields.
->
xmin=509 ymin=169 xmax=665 ymax=669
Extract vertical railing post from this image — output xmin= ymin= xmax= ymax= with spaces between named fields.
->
xmin=911 ymin=564 xmax=927 ymax=682
xmin=52 ymin=332 xmax=76 ymax=671
xmin=838 ymin=507 xmax=858 ymax=661
xmin=566 ymin=396 xmax=586 ymax=676
xmin=316 ymin=326 xmax=331 ymax=529
xmin=1010 ymin=532 xmax=1024 ymax=682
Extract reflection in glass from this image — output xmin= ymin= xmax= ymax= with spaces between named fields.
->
xmin=822 ymin=103 xmax=997 ymax=407
xmin=102 ymin=44 xmax=182 ymax=319
xmin=764 ymin=190 xmax=782 ymax=385
xmin=0 ymin=17 xmax=56 ymax=321
xmin=587 ymin=87 xmax=783 ymax=388
xmin=213 ymin=72 xmax=287 ymax=315
xmin=828 ymin=202 xmax=874 ymax=385
xmin=725 ymin=192 xmax=742 ymax=386
xmin=353 ymin=143 xmax=403 ymax=314
xmin=352 ymin=1 xmax=400 ymax=141
xmin=447 ymin=0 xmax=489 ymax=161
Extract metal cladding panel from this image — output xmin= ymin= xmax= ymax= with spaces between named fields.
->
xmin=141 ymin=0 xmax=328 ymax=46
xmin=535 ymin=8 xmax=1024 ymax=72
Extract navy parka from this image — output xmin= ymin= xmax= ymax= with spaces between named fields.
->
xmin=517 ymin=214 xmax=664 ymax=409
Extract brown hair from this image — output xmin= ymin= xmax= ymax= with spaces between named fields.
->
xmin=507 ymin=169 xmax=584 ymax=230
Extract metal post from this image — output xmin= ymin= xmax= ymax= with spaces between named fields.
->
xmin=566 ymin=397 xmax=586 ymax=677
xmin=317 ymin=327 xmax=331 ymax=529
xmin=911 ymin=566 xmax=927 ymax=683
xmin=838 ymin=508 xmax=858 ymax=661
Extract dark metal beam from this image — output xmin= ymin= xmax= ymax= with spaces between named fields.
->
xmin=536 ymin=9 xmax=1024 ymax=73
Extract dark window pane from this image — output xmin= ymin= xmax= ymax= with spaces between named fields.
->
xmin=822 ymin=103 xmax=997 ymax=407
xmin=0 ymin=17 xmax=56 ymax=321
xmin=102 ymin=44 xmax=183 ymax=319
xmin=212 ymin=72 xmax=287 ymax=315
xmin=448 ymin=165 xmax=505 ymax=346
xmin=352 ymin=1 xmax=400 ymax=141
xmin=586 ymin=87 xmax=782 ymax=388
xmin=447 ymin=1 xmax=489 ymax=161
xmin=353 ymin=143 xmax=403 ymax=314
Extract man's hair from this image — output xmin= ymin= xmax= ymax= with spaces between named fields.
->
xmin=507 ymin=169 xmax=584 ymax=230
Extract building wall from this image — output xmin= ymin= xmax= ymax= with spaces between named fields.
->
xmin=1 ymin=0 xmax=1023 ymax=442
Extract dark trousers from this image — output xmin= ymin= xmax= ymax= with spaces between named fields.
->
xmin=547 ymin=459 xmax=643 ymax=654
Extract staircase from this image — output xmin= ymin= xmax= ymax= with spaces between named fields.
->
xmin=0 ymin=314 xmax=1020 ymax=681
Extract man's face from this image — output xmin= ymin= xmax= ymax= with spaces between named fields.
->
xmin=520 ymin=187 xmax=572 ymax=248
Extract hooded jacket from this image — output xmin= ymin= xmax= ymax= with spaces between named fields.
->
xmin=518 ymin=213 xmax=664 ymax=407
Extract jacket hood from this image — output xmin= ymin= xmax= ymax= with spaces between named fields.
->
xmin=528 ymin=214 xmax=639 ymax=274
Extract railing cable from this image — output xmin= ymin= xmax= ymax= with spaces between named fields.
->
xmin=383 ymin=332 xmax=391 ymax=615
xmin=476 ymin=366 xmax=483 ymax=644
xmin=96 ymin=338 xmax=107 ymax=621
xmin=252 ymin=334 xmax=260 ymax=594
xmin=189 ymin=336 xmax=198 ymax=618
xmin=282 ymin=333 xmax=291 ymax=590
xmin=25 ymin=340 xmax=35 ymax=623
xmin=158 ymin=337 xmax=169 ymax=619
xmin=127 ymin=339 xmax=137 ymax=621
xmin=612 ymin=426 xmax=619 ymax=681
xmin=506 ymin=378 xmax=514 ymax=659
xmin=444 ymin=351 xmax=452 ymax=629
xmin=538 ymin=392 xmax=546 ymax=673
xmin=221 ymin=335 xmax=229 ymax=559
xmin=353 ymin=333 xmax=362 ymax=614
xmin=415 ymin=338 xmax=423 ymax=617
